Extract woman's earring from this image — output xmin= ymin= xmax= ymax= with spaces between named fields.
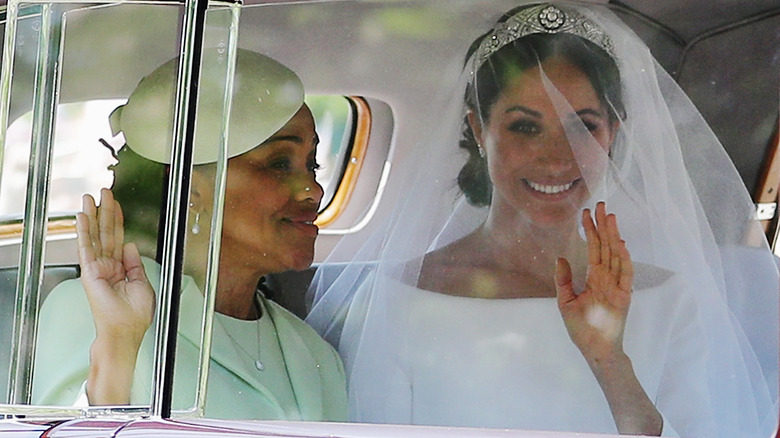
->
xmin=477 ymin=144 xmax=486 ymax=159
xmin=192 ymin=212 xmax=201 ymax=235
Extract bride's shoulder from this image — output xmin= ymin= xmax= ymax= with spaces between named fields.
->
xmin=416 ymin=237 xmax=492 ymax=296
xmin=422 ymin=232 xmax=485 ymax=268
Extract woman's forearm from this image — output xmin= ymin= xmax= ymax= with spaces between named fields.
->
xmin=87 ymin=335 xmax=141 ymax=405
xmin=588 ymin=351 xmax=663 ymax=436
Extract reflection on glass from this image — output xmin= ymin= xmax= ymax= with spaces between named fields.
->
xmin=306 ymin=95 xmax=353 ymax=211
xmin=27 ymin=2 xmax=182 ymax=411
xmin=0 ymin=101 xmax=118 ymax=219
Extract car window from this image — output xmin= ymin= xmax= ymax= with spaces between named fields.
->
xmin=0 ymin=0 xmax=371 ymax=417
xmin=1 ymin=2 xmax=184 ymax=412
xmin=306 ymin=95 xmax=352 ymax=212
xmin=0 ymin=2 xmax=776 ymax=438
xmin=0 ymin=100 xmax=117 ymax=220
xmin=0 ymin=97 xmax=361 ymax=229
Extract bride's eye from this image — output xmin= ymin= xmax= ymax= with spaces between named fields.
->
xmin=565 ymin=117 xmax=600 ymax=133
xmin=508 ymin=120 xmax=540 ymax=134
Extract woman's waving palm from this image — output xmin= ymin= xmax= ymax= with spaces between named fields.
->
xmin=77 ymin=188 xmax=155 ymax=404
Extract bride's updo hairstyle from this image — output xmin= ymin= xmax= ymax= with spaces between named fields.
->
xmin=458 ymin=4 xmax=626 ymax=207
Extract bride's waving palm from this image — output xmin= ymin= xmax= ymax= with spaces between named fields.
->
xmin=555 ymin=202 xmax=633 ymax=362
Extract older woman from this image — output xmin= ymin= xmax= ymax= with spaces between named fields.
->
xmin=33 ymin=49 xmax=347 ymax=421
xmin=308 ymin=2 xmax=778 ymax=436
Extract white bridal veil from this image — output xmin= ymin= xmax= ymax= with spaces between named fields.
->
xmin=307 ymin=2 xmax=779 ymax=436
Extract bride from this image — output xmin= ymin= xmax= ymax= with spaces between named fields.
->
xmin=308 ymin=2 xmax=779 ymax=436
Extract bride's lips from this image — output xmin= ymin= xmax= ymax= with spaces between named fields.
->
xmin=281 ymin=211 xmax=319 ymax=237
xmin=522 ymin=178 xmax=581 ymax=199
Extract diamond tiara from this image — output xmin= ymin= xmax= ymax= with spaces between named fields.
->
xmin=472 ymin=3 xmax=616 ymax=75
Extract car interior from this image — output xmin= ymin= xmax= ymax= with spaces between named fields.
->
xmin=0 ymin=0 xmax=777 ymax=436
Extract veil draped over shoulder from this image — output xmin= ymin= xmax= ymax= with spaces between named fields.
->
xmin=307 ymin=2 xmax=779 ymax=436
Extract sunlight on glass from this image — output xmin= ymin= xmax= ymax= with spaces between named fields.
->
xmin=306 ymin=95 xmax=353 ymax=210
xmin=0 ymin=96 xmax=353 ymax=222
xmin=0 ymin=100 xmax=120 ymax=220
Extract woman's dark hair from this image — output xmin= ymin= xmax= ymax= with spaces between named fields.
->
xmin=458 ymin=13 xmax=625 ymax=207
xmin=108 ymin=144 xmax=216 ymax=263
xmin=108 ymin=144 xmax=168 ymax=261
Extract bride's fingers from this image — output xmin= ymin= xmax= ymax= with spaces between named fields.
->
xmin=610 ymin=242 xmax=621 ymax=274
xmin=583 ymin=208 xmax=600 ymax=266
xmin=595 ymin=202 xmax=610 ymax=266
xmin=555 ymin=257 xmax=576 ymax=307
xmin=606 ymin=213 xmax=622 ymax=272
xmin=618 ymin=239 xmax=634 ymax=292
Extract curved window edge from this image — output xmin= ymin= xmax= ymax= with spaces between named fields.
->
xmin=315 ymin=96 xmax=371 ymax=228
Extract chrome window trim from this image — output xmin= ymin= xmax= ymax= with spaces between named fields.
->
xmin=190 ymin=3 xmax=241 ymax=419
xmin=150 ymin=0 xmax=213 ymax=418
xmin=2 ymin=1 xmax=63 ymax=404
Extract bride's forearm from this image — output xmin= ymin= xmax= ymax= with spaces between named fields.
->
xmin=87 ymin=335 xmax=141 ymax=405
xmin=588 ymin=352 xmax=663 ymax=436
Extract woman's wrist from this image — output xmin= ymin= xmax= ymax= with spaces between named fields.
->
xmin=87 ymin=335 xmax=142 ymax=405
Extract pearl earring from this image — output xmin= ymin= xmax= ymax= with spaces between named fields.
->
xmin=192 ymin=212 xmax=201 ymax=235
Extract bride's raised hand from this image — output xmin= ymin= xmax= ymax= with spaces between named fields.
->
xmin=554 ymin=201 xmax=633 ymax=364
xmin=77 ymin=189 xmax=155 ymax=349
xmin=554 ymin=206 xmax=662 ymax=435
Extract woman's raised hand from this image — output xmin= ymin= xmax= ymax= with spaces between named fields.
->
xmin=76 ymin=188 xmax=155 ymax=404
xmin=77 ymin=189 xmax=155 ymax=340
xmin=554 ymin=201 xmax=633 ymax=363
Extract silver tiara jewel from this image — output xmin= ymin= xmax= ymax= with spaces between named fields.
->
xmin=472 ymin=3 xmax=616 ymax=75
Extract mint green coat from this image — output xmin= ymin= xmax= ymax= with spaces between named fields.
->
xmin=33 ymin=258 xmax=347 ymax=421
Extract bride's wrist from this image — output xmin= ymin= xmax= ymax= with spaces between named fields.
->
xmin=584 ymin=348 xmax=631 ymax=377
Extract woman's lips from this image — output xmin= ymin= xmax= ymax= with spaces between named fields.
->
xmin=523 ymin=179 xmax=580 ymax=199
xmin=282 ymin=212 xmax=319 ymax=237
xmin=526 ymin=180 xmax=575 ymax=194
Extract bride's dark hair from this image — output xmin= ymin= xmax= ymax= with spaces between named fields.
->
xmin=458 ymin=27 xmax=625 ymax=207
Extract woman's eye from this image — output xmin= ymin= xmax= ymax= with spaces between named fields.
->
xmin=269 ymin=158 xmax=291 ymax=171
xmin=508 ymin=120 xmax=539 ymax=134
xmin=308 ymin=160 xmax=321 ymax=173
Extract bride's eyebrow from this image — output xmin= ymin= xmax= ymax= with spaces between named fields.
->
xmin=504 ymin=105 xmax=541 ymax=118
xmin=575 ymin=109 xmax=607 ymax=119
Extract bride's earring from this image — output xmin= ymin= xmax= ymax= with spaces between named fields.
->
xmin=192 ymin=212 xmax=201 ymax=235
xmin=477 ymin=144 xmax=486 ymax=159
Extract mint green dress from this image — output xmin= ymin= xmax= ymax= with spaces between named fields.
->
xmin=32 ymin=258 xmax=347 ymax=421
